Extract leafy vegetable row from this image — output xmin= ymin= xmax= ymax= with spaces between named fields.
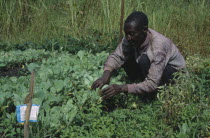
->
xmin=0 ymin=49 xmax=53 ymax=68
xmin=0 ymin=51 xmax=125 ymax=137
xmin=0 ymin=51 xmax=209 ymax=137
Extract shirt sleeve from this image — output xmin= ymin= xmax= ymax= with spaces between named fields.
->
xmin=104 ymin=38 xmax=131 ymax=72
xmin=127 ymin=44 xmax=167 ymax=94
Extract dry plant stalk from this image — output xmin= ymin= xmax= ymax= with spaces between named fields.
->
xmin=119 ymin=0 xmax=125 ymax=43
xmin=24 ymin=71 xmax=35 ymax=138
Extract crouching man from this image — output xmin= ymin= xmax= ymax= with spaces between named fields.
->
xmin=92 ymin=11 xmax=186 ymax=100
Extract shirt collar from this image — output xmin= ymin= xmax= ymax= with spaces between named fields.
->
xmin=140 ymin=31 xmax=151 ymax=49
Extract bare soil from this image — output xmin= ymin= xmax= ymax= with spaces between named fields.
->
xmin=0 ymin=66 xmax=29 ymax=77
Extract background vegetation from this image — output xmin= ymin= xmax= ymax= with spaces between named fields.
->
xmin=0 ymin=0 xmax=209 ymax=55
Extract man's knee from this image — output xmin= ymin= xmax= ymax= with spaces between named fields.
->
xmin=122 ymin=54 xmax=151 ymax=81
xmin=122 ymin=57 xmax=140 ymax=81
xmin=160 ymin=64 xmax=177 ymax=85
xmin=137 ymin=54 xmax=150 ymax=80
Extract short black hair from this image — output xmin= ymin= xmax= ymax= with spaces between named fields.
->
xmin=124 ymin=11 xmax=148 ymax=30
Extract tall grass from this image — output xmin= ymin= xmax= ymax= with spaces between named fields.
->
xmin=0 ymin=0 xmax=209 ymax=55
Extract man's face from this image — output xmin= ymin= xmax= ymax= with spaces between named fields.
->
xmin=124 ymin=21 xmax=147 ymax=48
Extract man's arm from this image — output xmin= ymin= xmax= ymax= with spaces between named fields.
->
xmin=103 ymin=39 xmax=128 ymax=72
xmin=91 ymin=70 xmax=112 ymax=89
xmin=91 ymin=38 xmax=128 ymax=90
xmin=101 ymin=45 xmax=167 ymax=99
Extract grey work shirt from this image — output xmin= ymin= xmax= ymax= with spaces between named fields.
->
xmin=104 ymin=28 xmax=186 ymax=94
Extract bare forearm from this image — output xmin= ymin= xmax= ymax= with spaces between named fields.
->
xmin=121 ymin=84 xmax=128 ymax=92
xmin=102 ymin=70 xmax=112 ymax=82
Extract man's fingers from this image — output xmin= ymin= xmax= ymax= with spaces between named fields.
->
xmin=101 ymin=87 xmax=113 ymax=97
xmin=101 ymin=89 xmax=112 ymax=96
xmin=101 ymin=85 xmax=113 ymax=92
xmin=91 ymin=80 xmax=102 ymax=89
xmin=98 ymin=83 xmax=104 ymax=89
xmin=103 ymin=90 xmax=115 ymax=99
xmin=91 ymin=80 xmax=98 ymax=89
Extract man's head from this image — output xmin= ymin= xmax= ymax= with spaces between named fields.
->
xmin=124 ymin=11 xmax=148 ymax=47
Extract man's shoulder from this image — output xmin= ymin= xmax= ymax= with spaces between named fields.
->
xmin=148 ymin=28 xmax=173 ymax=49
xmin=149 ymin=28 xmax=171 ymax=43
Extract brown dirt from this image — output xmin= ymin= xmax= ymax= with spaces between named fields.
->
xmin=0 ymin=66 xmax=30 ymax=77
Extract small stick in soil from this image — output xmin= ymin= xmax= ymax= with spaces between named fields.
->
xmin=24 ymin=71 xmax=35 ymax=138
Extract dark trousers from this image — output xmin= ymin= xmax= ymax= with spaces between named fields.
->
xmin=122 ymin=54 xmax=177 ymax=86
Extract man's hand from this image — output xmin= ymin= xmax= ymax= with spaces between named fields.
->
xmin=91 ymin=77 xmax=109 ymax=89
xmin=101 ymin=84 xmax=128 ymax=100
xmin=91 ymin=70 xmax=112 ymax=90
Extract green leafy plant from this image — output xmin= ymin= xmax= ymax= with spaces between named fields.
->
xmin=0 ymin=51 xmax=209 ymax=137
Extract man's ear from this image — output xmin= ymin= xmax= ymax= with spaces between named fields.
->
xmin=143 ymin=26 xmax=148 ymax=33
